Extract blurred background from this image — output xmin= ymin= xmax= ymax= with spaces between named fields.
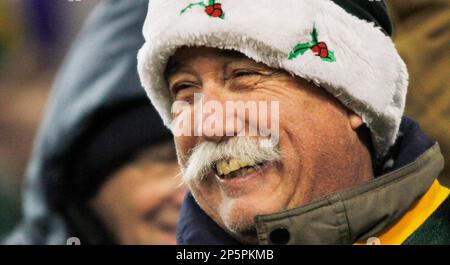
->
xmin=0 ymin=0 xmax=101 ymax=238
xmin=0 ymin=0 xmax=448 ymax=241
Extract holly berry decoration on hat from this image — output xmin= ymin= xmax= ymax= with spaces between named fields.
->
xmin=289 ymin=26 xmax=336 ymax=62
xmin=181 ymin=0 xmax=225 ymax=19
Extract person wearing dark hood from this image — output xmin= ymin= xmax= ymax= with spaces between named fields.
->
xmin=89 ymin=142 xmax=185 ymax=244
xmin=4 ymin=0 xmax=185 ymax=245
xmin=137 ymin=0 xmax=449 ymax=245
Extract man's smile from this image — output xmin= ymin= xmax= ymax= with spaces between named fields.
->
xmin=215 ymin=157 xmax=265 ymax=178
xmin=214 ymin=160 xmax=274 ymax=196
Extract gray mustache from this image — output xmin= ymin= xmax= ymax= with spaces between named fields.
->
xmin=181 ymin=137 xmax=281 ymax=183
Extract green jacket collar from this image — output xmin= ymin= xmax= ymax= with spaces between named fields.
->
xmin=255 ymin=143 xmax=445 ymax=245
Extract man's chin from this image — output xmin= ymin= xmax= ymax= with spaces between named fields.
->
xmin=222 ymin=214 xmax=258 ymax=244
xmin=219 ymin=199 xmax=283 ymax=244
xmin=228 ymin=226 xmax=259 ymax=244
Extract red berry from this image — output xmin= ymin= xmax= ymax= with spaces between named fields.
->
xmin=318 ymin=42 xmax=327 ymax=49
xmin=205 ymin=5 xmax=214 ymax=15
xmin=311 ymin=45 xmax=320 ymax=55
xmin=211 ymin=8 xmax=223 ymax=17
xmin=319 ymin=48 xmax=328 ymax=58
xmin=214 ymin=3 xmax=222 ymax=9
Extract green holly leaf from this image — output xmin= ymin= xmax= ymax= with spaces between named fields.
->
xmin=288 ymin=42 xmax=311 ymax=59
xmin=311 ymin=26 xmax=318 ymax=46
xmin=321 ymin=50 xmax=336 ymax=63
xmin=208 ymin=0 xmax=215 ymax=5
xmin=180 ymin=1 xmax=206 ymax=14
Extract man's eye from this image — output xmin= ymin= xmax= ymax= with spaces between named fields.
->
xmin=233 ymin=70 xmax=261 ymax=78
xmin=172 ymin=82 xmax=195 ymax=94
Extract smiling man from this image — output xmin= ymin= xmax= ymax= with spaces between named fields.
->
xmin=164 ymin=47 xmax=375 ymax=244
xmin=137 ymin=0 xmax=449 ymax=245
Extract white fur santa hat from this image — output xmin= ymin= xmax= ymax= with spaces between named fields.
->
xmin=137 ymin=0 xmax=409 ymax=158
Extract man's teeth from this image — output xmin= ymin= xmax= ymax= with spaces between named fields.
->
xmin=216 ymin=158 xmax=257 ymax=176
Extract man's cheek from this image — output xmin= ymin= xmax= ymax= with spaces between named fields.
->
xmin=174 ymin=137 xmax=192 ymax=165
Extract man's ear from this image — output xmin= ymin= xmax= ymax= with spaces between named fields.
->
xmin=348 ymin=111 xmax=364 ymax=130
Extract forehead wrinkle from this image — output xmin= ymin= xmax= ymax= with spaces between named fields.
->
xmin=164 ymin=59 xmax=199 ymax=81
xmin=165 ymin=48 xmax=261 ymax=82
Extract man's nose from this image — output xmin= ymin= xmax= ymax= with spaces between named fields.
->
xmin=196 ymin=94 xmax=243 ymax=143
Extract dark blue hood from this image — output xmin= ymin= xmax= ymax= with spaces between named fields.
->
xmin=176 ymin=116 xmax=436 ymax=245
xmin=4 ymin=0 xmax=167 ymax=245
